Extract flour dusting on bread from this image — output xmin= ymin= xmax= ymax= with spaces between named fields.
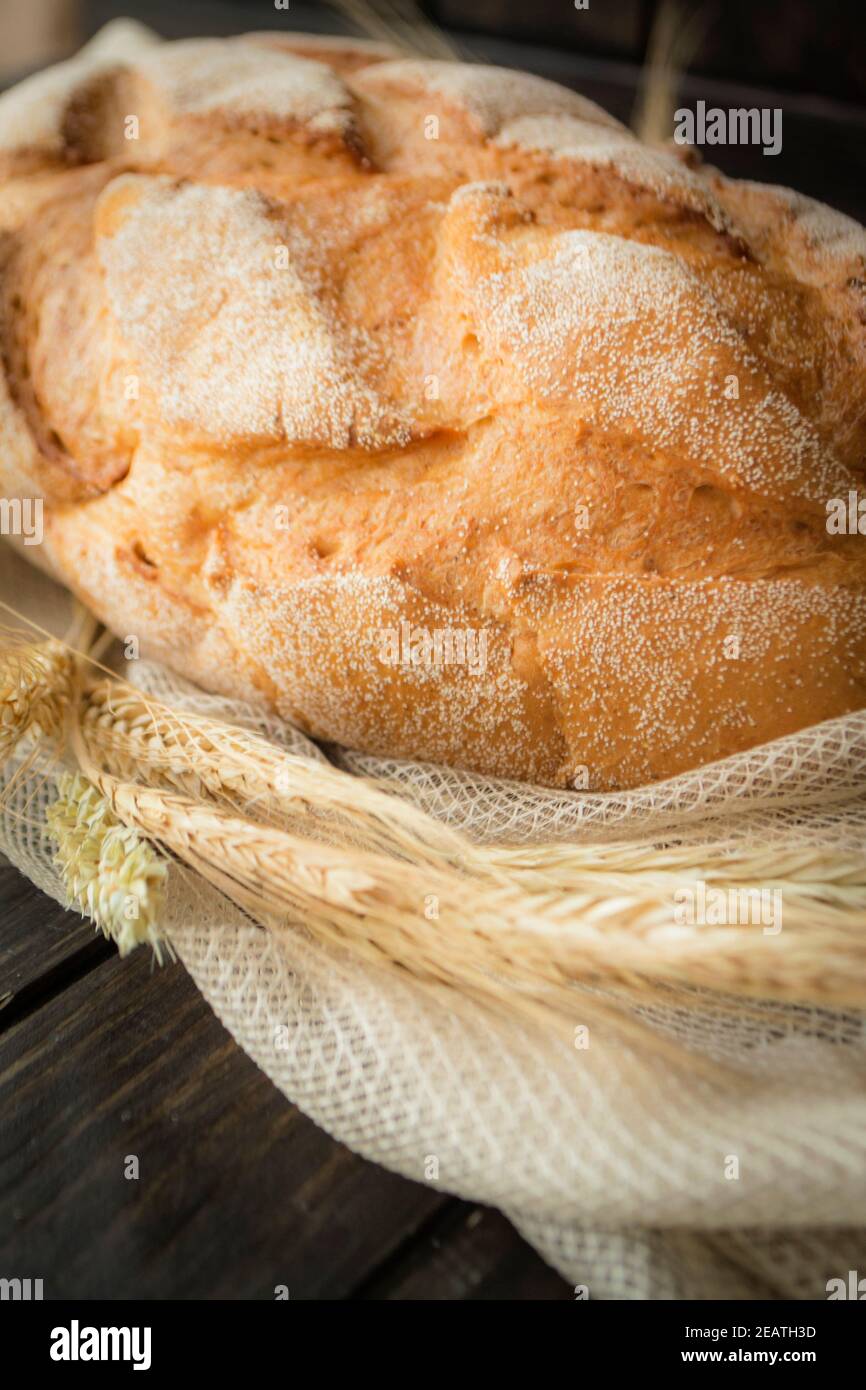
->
xmin=134 ymin=38 xmax=357 ymax=136
xmin=1 ymin=25 xmax=865 ymax=788
xmin=462 ymin=220 xmax=851 ymax=501
xmin=494 ymin=114 xmax=732 ymax=233
xmin=96 ymin=175 xmax=412 ymax=449
xmin=0 ymin=18 xmax=158 ymax=160
xmin=355 ymin=58 xmax=623 ymax=137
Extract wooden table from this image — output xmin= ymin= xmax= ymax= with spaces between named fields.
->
xmin=0 ymin=856 xmax=572 ymax=1299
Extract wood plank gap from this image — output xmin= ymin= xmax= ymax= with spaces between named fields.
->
xmin=346 ymin=1197 xmax=464 ymax=1299
xmin=0 ymin=934 xmax=114 ymax=1035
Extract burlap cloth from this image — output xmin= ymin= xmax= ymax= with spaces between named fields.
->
xmin=2 ymin=543 xmax=865 ymax=1299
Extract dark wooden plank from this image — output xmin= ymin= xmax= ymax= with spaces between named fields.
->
xmin=434 ymin=0 xmax=646 ymax=61
xmin=0 ymin=946 xmax=448 ymax=1298
xmin=82 ymin=0 xmax=362 ymax=45
xmin=354 ymin=1202 xmax=572 ymax=1300
xmin=671 ymin=0 xmax=866 ymax=110
xmin=0 ymin=856 xmax=104 ymax=1008
xmin=436 ymin=0 xmax=866 ymax=108
xmin=0 ymin=859 xmax=572 ymax=1300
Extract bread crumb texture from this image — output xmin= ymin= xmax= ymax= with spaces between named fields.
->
xmin=1 ymin=24 xmax=865 ymax=787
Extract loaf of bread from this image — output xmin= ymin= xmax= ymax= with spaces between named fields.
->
xmin=1 ymin=21 xmax=865 ymax=789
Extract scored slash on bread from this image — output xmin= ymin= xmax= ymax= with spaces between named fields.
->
xmin=0 ymin=22 xmax=865 ymax=788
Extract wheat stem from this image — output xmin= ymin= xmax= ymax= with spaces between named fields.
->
xmin=74 ymin=745 xmax=866 ymax=1015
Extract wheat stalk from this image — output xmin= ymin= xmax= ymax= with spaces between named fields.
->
xmin=0 ymin=636 xmax=72 ymax=763
xmin=3 ymin=619 xmax=865 ymax=1033
xmin=632 ymin=0 xmax=708 ymax=143
xmin=487 ymin=840 xmax=866 ymax=907
xmin=327 ymin=0 xmax=461 ymax=60
xmin=80 ymin=679 xmax=866 ymax=902
xmin=72 ymin=710 xmax=866 ymax=1016
xmin=79 ymin=678 xmax=505 ymax=878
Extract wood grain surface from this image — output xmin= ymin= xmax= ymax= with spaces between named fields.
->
xmin=0 ymin=857 xmax=570 ymax=1299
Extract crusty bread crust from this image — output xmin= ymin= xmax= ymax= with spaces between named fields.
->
xmin=2 ymin=25 xmax=865 ymax=788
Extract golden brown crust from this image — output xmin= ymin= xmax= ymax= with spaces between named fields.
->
xmin=2 ymin=27 xmax=865 ymax=788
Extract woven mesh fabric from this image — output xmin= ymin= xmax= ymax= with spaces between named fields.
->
xmin=337 ymin=729 xmax=866 ymax=848
xmin=2 ymin=547 xmax=865 ymax=1299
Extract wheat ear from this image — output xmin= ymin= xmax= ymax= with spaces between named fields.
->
xmin=46 ymin=771 xmax=169 ymax=959
xmin=80 ymin=678 xmax=501 ymax=878
xmin=0 ymin=637 xmax=72 ymax=763
xmin=632 ymin=0 xmax=707 ymax=143
xmin=71 ymin=705 xmax=866 ymax=1018
xmin=80 ymin=677 xmax=866 ymax=936
xmin=5 ymin=626 xmax=864 ymax=1025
